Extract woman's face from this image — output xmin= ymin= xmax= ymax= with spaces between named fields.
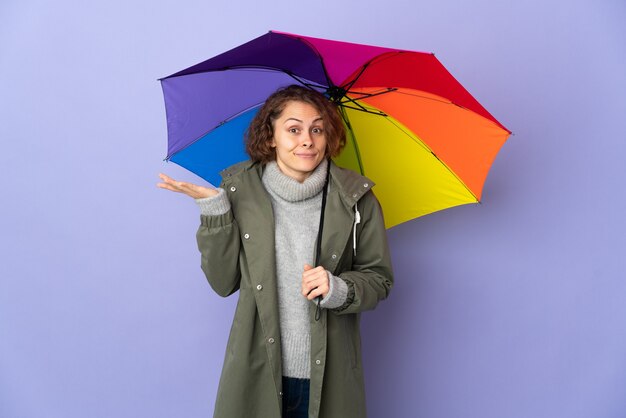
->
xmin=271 ymin=100 xmax=327 ymax=183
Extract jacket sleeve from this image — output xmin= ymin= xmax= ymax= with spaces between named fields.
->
xmin=196 ymin=209 xmax=242 ymax=297
xmin=332 ymin=191 xmax=394 ymax=314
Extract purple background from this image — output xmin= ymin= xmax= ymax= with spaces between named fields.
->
xmin=1 ymin=1 xmax=625 ymax=417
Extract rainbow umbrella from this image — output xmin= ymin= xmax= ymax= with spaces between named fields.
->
xmin=160 ymin=31 xmax=510 ymax=228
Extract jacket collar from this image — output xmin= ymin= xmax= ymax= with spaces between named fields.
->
xmin=220 ymin=159 xmax=375 ymax=207
xmin=328 ymin=161 xmax=375 ymax=207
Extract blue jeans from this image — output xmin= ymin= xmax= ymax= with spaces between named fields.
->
xmin=282 ymin=376 xmax=310 ymax=418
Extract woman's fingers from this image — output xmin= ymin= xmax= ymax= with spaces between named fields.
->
xmin=305 ymin=280 xmax=330 ymax=299
xmin=302 ymin=265 xmax=325 ymax=279
xmin=157 ymin=173 xmax=218 ymax=199
xmin=157 ymin=174 xmax=182 ymax=192
xmin=306 ymin=286 xmax=329 ymax=300
xmin=157 ymin=182 xmax=180 ymax=193
xmin=157 ymin=173 xmax=184 ymax=192
xmin=302 ymin=266 xmax=330 ymax=299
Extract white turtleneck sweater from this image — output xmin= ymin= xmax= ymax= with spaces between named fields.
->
xmin=195 ymin=159 xmax=348 ymax=379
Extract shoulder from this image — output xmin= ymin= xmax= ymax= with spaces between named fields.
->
xmin=220 ymin=160 xmax=255 ymax=179
xmin=219 ymin=160 xmax=263 ymax=186
xmin=329 ymin=162 xmax=376 ymax=207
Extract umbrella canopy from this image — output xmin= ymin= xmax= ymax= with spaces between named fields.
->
xmin=160 ymin=30 xmax=510 ymax=228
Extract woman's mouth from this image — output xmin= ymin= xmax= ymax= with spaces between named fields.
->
xmin=295 ymin=153 xmax=316 ymax=159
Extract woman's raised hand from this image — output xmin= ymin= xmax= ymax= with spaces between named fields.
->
xmin=157 ymin=173 xmax=219 ymax=199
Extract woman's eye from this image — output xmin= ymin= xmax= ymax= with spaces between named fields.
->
xmin=289 ymin=128 xmax=299 ymax=133
xmin=312 ymin=127 xmax=323 ymax=134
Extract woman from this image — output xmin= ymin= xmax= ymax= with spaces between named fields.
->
xmin=158 ymin=85 xmax=393 ymax=418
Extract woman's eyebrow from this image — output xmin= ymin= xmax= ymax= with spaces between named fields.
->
xmin=283 ymin=117 xmax=323 ymax=124
xmin=284 ymin=118 xmax=303 ymax=123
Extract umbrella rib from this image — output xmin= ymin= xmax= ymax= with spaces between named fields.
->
xmin=341 ymin=63 xmax=370 ymax=92
xmin=338 ymin=87 xmax=397 ymax=115
xmin=285 ymin=72 xmax=329 ymax=90
xmin=344 ymin=87 xmax=397 ymax=101
xmin=340 ymin=104 xmax=387 ymax=117
xmin=392 ymin=89 xmax=454 ymax=105
xmin=214 ymin=65 xmax=329 ymax=89
xmin=340 ymin=51 xmax=407 ymax=91
xmin=346 ymin=91 xmax=376 ymax=111
xmin=286 ymin=35 xmax=334 ymax=88
xmin=340 ymin=107 xmax=365 ymax=176
xmin=340 ymin=93 xmax=379 ymax=114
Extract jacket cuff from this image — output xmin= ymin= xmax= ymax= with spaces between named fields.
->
xmin=195 ymin=188 xmax=230 ymax=215
xmin=330 ymin=277 xmax=355 ymax=313
xmin=319 ymin=271 xmax=348 ymax=309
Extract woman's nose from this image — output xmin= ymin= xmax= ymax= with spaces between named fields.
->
xmin=301 ymin=132 xmax=313 ymax=147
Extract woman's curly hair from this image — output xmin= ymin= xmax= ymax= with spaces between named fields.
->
xmin=245 ymin=85 xmax=346 ymax=163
